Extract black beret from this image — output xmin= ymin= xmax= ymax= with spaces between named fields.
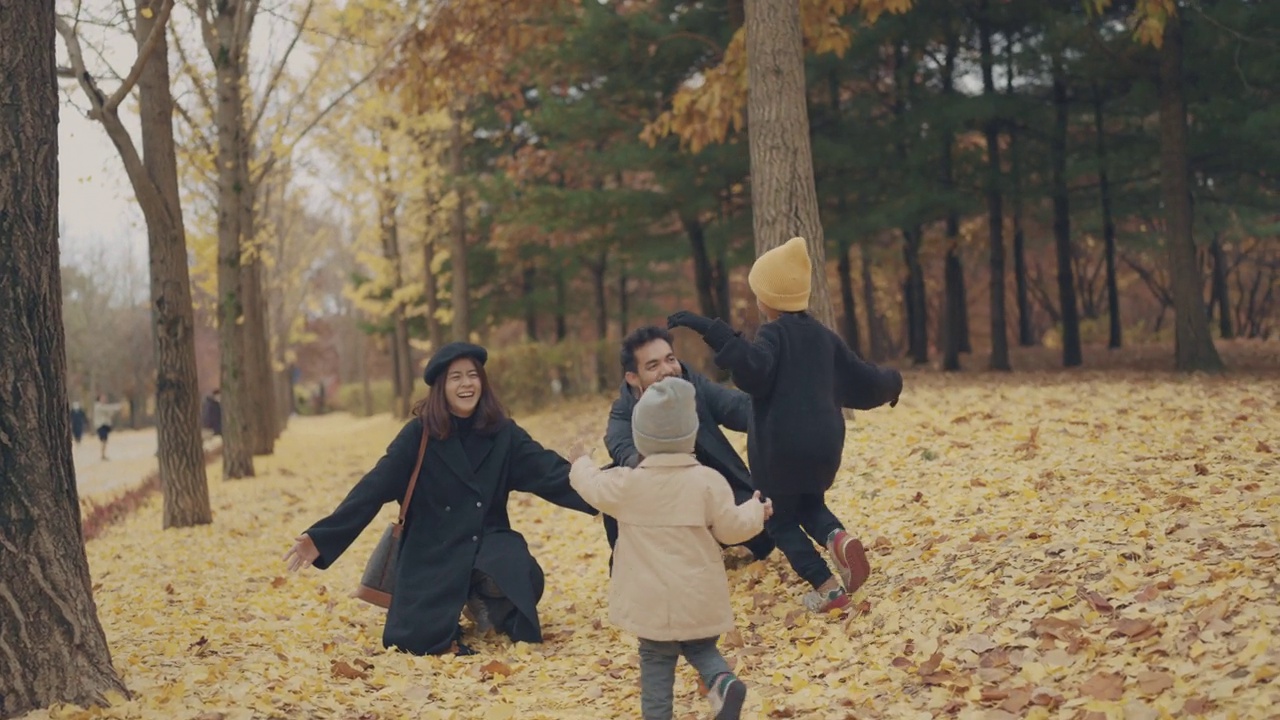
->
xmin=423 ymin=342 xmax=489 ymax=386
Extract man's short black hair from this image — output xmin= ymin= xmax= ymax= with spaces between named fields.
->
xmin=620 ymin=326 xmax=674 ymax=374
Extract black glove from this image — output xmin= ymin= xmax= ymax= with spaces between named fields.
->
xmin=886 ymin=370 xmax=903 ymax=408
xmin=667 ymin=311 xmax=716 ymax=336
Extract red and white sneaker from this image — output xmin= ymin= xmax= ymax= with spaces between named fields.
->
xmin=827 ymin=530 xmax=871 ymax=595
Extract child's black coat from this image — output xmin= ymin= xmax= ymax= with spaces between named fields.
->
xmin=699 ymin=312 xmax=902 ymax=497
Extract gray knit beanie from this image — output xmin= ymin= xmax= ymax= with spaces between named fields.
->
xmin=632 ymin=377 xmax=699 ymax=457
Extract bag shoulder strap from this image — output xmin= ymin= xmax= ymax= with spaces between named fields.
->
xmin=396 ymin=421 xmax=430 ymax=525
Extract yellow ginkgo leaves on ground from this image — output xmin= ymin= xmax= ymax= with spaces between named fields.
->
xmin=23 ymin=371 xmax=1280 ymax=720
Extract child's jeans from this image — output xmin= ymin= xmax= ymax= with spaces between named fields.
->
xmin=637 ymin=636 xmax=730 ymax=720
xmin=765 ymin=492 xmax=843 ymax=589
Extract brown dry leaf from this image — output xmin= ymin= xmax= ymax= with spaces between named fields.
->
xmin=1077 ymin=586 xmax=1115 ymax=613
xmin=1256 ymin=440 xmax=1272 ymax=453
xmin=1079 ymin=672 xmax=1125 ymax=701
xmin=1136 ymin=670 xmax=1174 ymax=695
xmin=331 ymin=660 xmax=367 ymax=680
xmin=270 ymin=576 xmax=287 ymax=588
xmin=1111 ymin=617 xmax=1155 ymax=638
xmin=1001 ymin=686 xmax=1033 ymax=712
xmin=917 ymin=651 xmax=943 ymax=676
xmin=1181 ymin=697 xmax=1213 ymax=714
xmin=1029 ymin=573 xmax=1057 ymax=589
xmin=480 ymin=659 xmax=514 ymax=677
xmin=1194 ymin=462 xmax=1210 ymax=476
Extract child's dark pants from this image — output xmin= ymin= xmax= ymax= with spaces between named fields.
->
xmin=765 ymin=492 xmax=843 ymax=589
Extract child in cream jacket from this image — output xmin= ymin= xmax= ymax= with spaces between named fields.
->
xmin=569 ymin=376 xmax=771 ymax=720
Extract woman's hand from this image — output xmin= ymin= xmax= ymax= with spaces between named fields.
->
xmin=284 ymin=534 xmax=320 ymax=572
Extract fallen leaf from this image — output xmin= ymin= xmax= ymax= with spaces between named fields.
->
xmin=1193 ymin=462 xmax=1210 ymax=476
xmin=1136 ymin=670 xmax=1174 ymax=695
xmin=1079 ymin=672 xmax=1124 ymax=701
xmin=1077 ymin=587 xmax=1115 ymax=613
xmin=480 ymin=659 xmax=514 ymax=677
xmin=331 ymin=660 xmax=367 ymax=680
xmin=1001 ymin=686 xmax=1032 ymax=712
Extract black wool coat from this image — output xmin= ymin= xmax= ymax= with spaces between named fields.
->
xmin=701 ymin=312 xmax=903 ymax=497
xmin=305 ymin=417 xmax=596 ymax=655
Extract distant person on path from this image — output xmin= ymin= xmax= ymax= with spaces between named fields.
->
xmin=668 ymin=237 xmax=903 ymax=613
xmin=92 ymin=394 xmax=125 ymax=461
xmin=201 ymin=388 xmax=222 ymax=436
xmin=602 ymin=326 xmax=775 ymax=566
xmin=70 ymin=401 xmax=88 ymax=445
xmin=284 ymin=342 xmax=599 ymax=655
xmin=570 ymin=377 xmax=771 ymax=720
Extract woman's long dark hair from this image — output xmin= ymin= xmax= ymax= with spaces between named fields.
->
xmin=412 ymin=359 xmax=508 ymax=439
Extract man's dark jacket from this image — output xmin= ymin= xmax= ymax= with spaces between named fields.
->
xmin=601 ymin=363 xmax=773 ymax=559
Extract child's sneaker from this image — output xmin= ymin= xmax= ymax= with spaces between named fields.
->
xmin=707 ymin=672 xmax=747 ymax=720
xmin=803 ymin=580 xmax=851 ymax=613
xmin=827 ymin=529 xmax=871 ymax=595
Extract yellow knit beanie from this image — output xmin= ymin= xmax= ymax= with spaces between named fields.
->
xmin=748 ymin=237 xmax=812 ymax=312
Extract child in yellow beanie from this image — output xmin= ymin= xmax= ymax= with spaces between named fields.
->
xmin=668 ymin=237 xmax=903 ymax=613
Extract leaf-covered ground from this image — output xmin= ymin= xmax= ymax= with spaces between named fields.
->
xmin=26 ymin=372 xmax=1280 ymax=720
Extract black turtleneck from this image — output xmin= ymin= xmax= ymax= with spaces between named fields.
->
xmin=451 ymin=414 xmax=487 ymax=470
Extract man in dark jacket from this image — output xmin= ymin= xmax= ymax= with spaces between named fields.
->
xmin=602 ymin=326 xmax=775 ymax=563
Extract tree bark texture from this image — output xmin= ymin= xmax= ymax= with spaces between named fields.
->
xmin=978 ymin=3 xmax=1010 ymax=371
xmin=0 ymin=5 xmax=130 ymax=712
xmin=940 ymin=32 xmax=965 ymax=371
xmin=240 ymin=205 xmax=277 ymax=455
xmin=1158 ymin=16 xmax=1224 ymax=372
xmin=1210 ymin=237 xmax=1233 ymax=340
xmin=1006 ymin=46 xmax=1034 ymax=348
xmin=136 ymin=0 xmax=215 ymax=521
xmin=860 ymin=243 xmax=888 ymax=361
xmin=745 ymin=0 xmax=834 ymax=328
xmin=210 ymin=3 xmax=255 ymax=478
xmin=1051 ymin=60 xmax=1083 ymax=367
xmin=1092 ymin=84 xmax=1123 ymax=349
xmin=837 ymin=241 xmax=862 ymax=356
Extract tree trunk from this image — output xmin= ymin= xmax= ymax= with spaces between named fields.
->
xmin=618 ymin=260 xmax=629 ymax=334
xmin=422 ymin=235 xmax=443 ymax=350
xmin=889 ymin=42 xmax=927 ymax=364
xmin=1007 ymin=45 xmax=1034 ymax=348
xmin=1210 ymin=236 xmax=1233 ymax=339
xmin=1051 ymin=58 xmax=1083 ymax=367
xmin=860 ymin=242 xmax=888 ymax=361
xmin=978 ymin=3 xmax=1010 ymax=371
xmin=714 ymin=250 xmax=731 ymax=323
xmin=210 ymin=4 xmax=254 ymax=478
xmin=1158 ymin=16 xmax=1224 ymax=372
xmin=940 ymin=31 xmax=964 ymax=371
xmin=359 ymin=335 xmax=373 ymax=417
xmin=554 ymin=264 xmax=568 ymax=342
xmin=241 ymin=217 xmax=276 ymax=454
xmin=449 ymin=108 xmax=470 ymax=342
xmin=683 ymin=213 xmax=724 ymax=320
xmin=837 ymin=240 xmax=862 ymax=355
xmin=590 ymin=250 xmax=609 ymax=339
xmin=134 ymin=0 xmax=214 ymax=522
xmin=745 ymin=0 xmax=834 ymax=328
xmin=902 ymin=228 xmax=928 ymax=364
xmin=378 ymin=152 xmax=413 ymax=418
xmin=1092 ymin=84 xmax=1123 ymax=349
xmin=522 ymin=263 xmax=538 ymax=341
xmin=0 ymin=5 xmax=130 ymax=709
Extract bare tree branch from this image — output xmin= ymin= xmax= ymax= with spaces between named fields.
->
xmin=248 ymin=0 xmax=315 ymax=139
xmin=105 ymin=0 xmax=176 ymax=113
xmin=171 ymin=95 xmax=216 ymax=159
xmin=56 ymin=15 xmax=110 ymax=117
xmin=169 ymin=23 xmax=217 ymax=120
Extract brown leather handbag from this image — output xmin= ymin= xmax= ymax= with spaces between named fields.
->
xmin=353 ymin=424 xmax=430 ymax=609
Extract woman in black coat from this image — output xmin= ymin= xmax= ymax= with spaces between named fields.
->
xmin=284 ymin=342 xmax=597 ymax=655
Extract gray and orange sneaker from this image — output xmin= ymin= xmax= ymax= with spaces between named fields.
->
xmin=827 ymin=529 xmax=871 ymax=595
xmin=803 ymin=577 xmax=852 ymax=613
xmin=707 ymin=672 xmax=747 ymax=720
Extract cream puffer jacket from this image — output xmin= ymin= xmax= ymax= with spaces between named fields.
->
xmin=570 ymin=454 xmax=765 ymax=641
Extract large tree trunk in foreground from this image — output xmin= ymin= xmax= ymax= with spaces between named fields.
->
xmin=1158 ymin=16 xmax=1224 ymax=372
xmin=0 ymin=5 xmax=130 ymax=713
xmin=745 ymin=0 xmax=834 ymax=328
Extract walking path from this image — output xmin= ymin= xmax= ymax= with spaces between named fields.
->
xmin=74 ymin=427 xmax=220 ymax=507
